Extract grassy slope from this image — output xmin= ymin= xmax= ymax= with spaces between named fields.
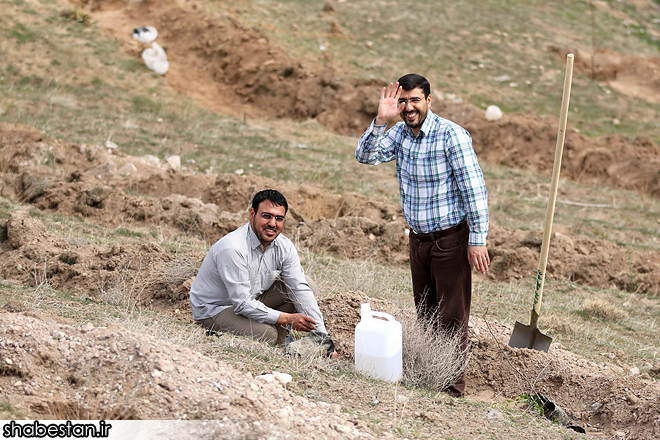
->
xmin=238 ymin=0 xmax=660 ymax=140
xmin=1 ymin=0 xmax=660 ymax=436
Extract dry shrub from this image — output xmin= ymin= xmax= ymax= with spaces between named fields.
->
xmin=399 ymin=311 xmax=468 ymax=392
xmin=545 ymin=315 xmax=578 ymax=337
xmin=97 ymin=260 xmax=147 ymax=308
xmin=581 ymin=299 xmax=628 ymax=321
xmin=46 ymin=400 xmax=137 ymax=420
xmin=160 ymin=256 xmax=199 ymax=286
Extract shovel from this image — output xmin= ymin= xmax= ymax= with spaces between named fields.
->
xmin=509 ymin=54 xmax=574 ymax=352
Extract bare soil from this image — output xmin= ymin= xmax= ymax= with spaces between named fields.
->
xmin=1 ymin=121 xmax=660 ymax=438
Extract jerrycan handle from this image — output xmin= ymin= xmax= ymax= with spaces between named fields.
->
xmin=360 ymin=303 xmax=395 ymax=322
xmin=371 ymin=311 xmax=395 ymax=322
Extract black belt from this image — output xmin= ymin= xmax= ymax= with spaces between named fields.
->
xmin=410 ymin=221 xmax=467 ymax=242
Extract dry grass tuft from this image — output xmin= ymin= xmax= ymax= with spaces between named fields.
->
xmin=160 ymin=255 xmax=200 ymax=286
xmin=97 ymin=260 xmax=147 ymax=309
xmin=580 ymin=299 xmax=629 ymax=321
xmin=399 ymin=310 xmax=468 ymax=393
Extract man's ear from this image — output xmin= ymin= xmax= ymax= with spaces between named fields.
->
xmin=427 ymin=94 xmax=432 ymax=109
xmin=249 ymin=207 xmax=255 ymax=222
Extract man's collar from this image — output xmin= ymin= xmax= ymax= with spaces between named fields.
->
xmin=419 ymin=110 xmax=435 ymax=135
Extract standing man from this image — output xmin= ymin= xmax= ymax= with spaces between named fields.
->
xmin=356 ymin=74 xmax=489 ymax=397
xmin=190 ymin=189 xmax=334 ymax=353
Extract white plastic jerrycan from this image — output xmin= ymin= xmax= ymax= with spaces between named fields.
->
xmin=354 ymin=303 xmax=402 ymax=382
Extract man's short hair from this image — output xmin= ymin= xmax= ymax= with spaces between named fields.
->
xmin=252 ymin=189 xmax=288 ymax=214
xmin=397 ymin=73 xmax=431 ymax=98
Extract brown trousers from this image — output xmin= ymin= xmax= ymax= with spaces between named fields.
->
xmin=409 ymin=221 xmax=471 ymax=397
xmin=195 ymin=276 xmax=318 ymax=346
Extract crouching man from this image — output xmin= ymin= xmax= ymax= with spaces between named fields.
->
xmin=190 ymin=189 xmax=335 ymax=355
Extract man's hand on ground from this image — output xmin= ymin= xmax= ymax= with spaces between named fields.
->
xmin=278 ymin=313 xmax=317 ymax=332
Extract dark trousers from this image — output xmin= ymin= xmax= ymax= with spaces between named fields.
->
xmin=409 ymin=221 xmax=471 ymax=397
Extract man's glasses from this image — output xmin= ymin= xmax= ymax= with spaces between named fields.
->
xmin=398 ymin=97 xmax=423 ymax=106
xmin=261 ymin=212 xmax=286 ymax=223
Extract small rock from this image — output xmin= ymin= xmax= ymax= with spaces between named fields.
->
xmin=8 ymin=325 xmax=22 ymax=333
xmin=156 ymin=359 xmax=175 ymax=372
xmin=105 ymin=140 xmax=118 ymax=149
xmin=249 ymin=382 xmax=260 ymax=391
xmin=485 ymin=105 xmax=503 ymax=121
xmin=333 ymin=424 xmax=353 ymax=434
xmin=117 ymin=163 xmax=138 ymax=175
xmin=630 ymin=367 xmax=640 ymax=376
xmin=52 ymin=331 xmax=65 ymax=340
xmin=612 ymin=118 xmax=621 ymax=126
xmin=273 ymin=372 xmax=292 ymax=385
xmin=4 ymin=358 xmax=12 ymax=365
xmin=256 ymin=374 xmax=275 ymax=383
xmin=395 ymin=394 xmax=408 ymax=403
xmin=486 ymin=409 xmax=502 ymax=420
xmin=80 ymin=322 xmax=94 ymax=333
xmin=158 ymin=378 xmax=177 ymax=392
xmin=151 ymin=370 xmax=163 ymax=378
xmin=626 ymin=394 xmax=640 ymax=406
xmin=234 ymin=169 xmax=244 ymax=175
xmin=137 ymin=344 xmax=151 ymax=357
xmin=166 ymin=155 xmax=181 ymax=170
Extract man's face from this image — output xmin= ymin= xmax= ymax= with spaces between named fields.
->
xmin=249 ymin=200 xmax=286 ymax=248
xmin=398 ymin=87 xmax=431 ymax=130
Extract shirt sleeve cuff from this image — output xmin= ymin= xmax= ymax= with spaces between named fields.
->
xmin=469 ymin=232 xmax=488 ymax=247
xmin=372 ymin=119 xmax=387 ymax=132
xmin=265 ymin=309 xmax=281 ymax=325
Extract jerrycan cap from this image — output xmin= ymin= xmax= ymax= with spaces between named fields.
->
xmin=360 ymin=303 xmax=372 ymax=319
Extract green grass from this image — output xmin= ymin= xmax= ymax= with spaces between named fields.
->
xmin=233 ymin=0 xmax=660 ymax=142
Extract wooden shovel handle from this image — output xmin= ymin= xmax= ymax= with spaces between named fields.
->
xmin=531 ymin=54 xmax=574 ymax=326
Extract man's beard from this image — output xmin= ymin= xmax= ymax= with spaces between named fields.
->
xmin=403 ymin=109 xmax=427 ymax=128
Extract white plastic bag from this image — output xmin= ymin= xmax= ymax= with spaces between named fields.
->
xmin=132 ymin=26 xmax=158 ymax=44
xmin=142 ymin=42 xmax=169 ymax=75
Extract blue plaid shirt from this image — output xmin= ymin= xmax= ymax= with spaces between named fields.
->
xmin=356 ymin=110 xmax=488 ymax=246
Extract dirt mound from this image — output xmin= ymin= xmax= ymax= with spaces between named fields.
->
xmin=0 ymin=311 xmax=367 ymax=438
xmin=83 ymin=0 xmax=381 ymax=136
xmin=2 ymin=122 xmax=659 ymax=296
xmin=0 ymin=210 xmax=188 ymax=305
xmin=487 ymin=224 xmax=660 ymax=295
xmin=551 ymin=46 xmax=660 ymax=104
xmin=320 ymin=291 xmax=660 ymax=440
xmin=3 ymin=292 xmax=659 ymax=439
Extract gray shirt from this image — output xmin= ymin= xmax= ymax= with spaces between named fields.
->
xmin=189 ymin=223 xmax=328 ymax=334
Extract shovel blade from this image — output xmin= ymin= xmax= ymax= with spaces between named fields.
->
xmin=508 ymin=321 xmax=552 ymax=352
